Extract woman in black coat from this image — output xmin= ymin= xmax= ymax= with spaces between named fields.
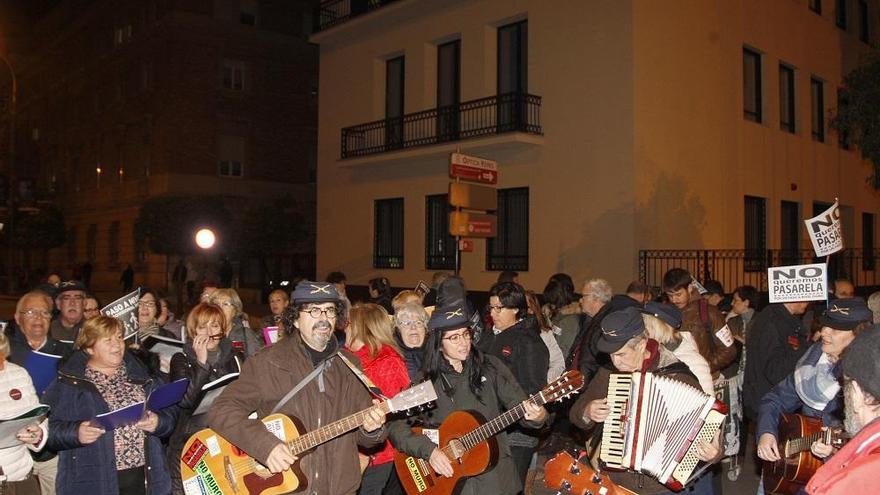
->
xmin=166 ymin=303 xmax=244 ymax=494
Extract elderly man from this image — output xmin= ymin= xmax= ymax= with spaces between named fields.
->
xmin=209 ymin=281 xmax=387 ymax=495
xmin=805 ymin=325 xmax=880 ymax=494
xmin=569 ymin=306 xmax=721 ymax=494
xmin=49 ymin=280 xmax=87 ymax=343
xmin=11 ymin=291 xmax=74 ymax=495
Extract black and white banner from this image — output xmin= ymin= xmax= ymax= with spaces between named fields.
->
xmin=101 ymin=288 xmax=141 ymax=340
xmin=768 ymin=263 xmax=828 ymax=304
xmin=804 ymin=201 xmax=844 ymax=257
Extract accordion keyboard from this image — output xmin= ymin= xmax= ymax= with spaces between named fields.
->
xmin=600 ymin=373 xmax=635 ymax=468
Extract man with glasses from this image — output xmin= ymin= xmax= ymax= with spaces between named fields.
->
xmin=10 ymin=291 xmax=73 ymax=495
xmin=209 ymin=281 xmax=387 ymax=495
xmin=82 ymin=295 xmax=101 ymax=320
xmin=49 ymin=280 xmax=87 ymax=343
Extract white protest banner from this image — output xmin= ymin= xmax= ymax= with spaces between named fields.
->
xmin=767 ymin=263 xmax=828 ymax=304
xmin=804 ymin=200 xmax=844 ymax=257
xmin=101 ymin=288 xmax=141 ymax=340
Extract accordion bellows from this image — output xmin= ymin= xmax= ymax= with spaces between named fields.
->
xmin=601 ymin=372 xmax=727 ymax=491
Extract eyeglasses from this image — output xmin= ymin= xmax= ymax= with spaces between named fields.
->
xmin=218 ymin=301 xmax=235 ymax=308
xmin=442 ymin=331 xmax=473 ymax=343
xmin=59 ymin=294 xmax=84 ymax=302
xmin=139 ymin=301 xmax=157 ymax=308
xmin=84 ymin=307 xmax=100 ymax=313
xmin=300 ymin=307 xmax=338 ymax=319
xmin=488 ymin=305 xmax=506 ymax=312
xmin=19 ymin=309 xmax=52 ymax=319
xmin=398 ymin=320 xmax=425 ymax=328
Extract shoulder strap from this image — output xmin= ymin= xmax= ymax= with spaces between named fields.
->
xmin=270 ymin=353 xmax=336 ymax=414
xmin=698 ymin=299 xmax=711 ymax=332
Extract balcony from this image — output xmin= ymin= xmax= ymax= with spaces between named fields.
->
xmin=341 ymin=92 xmax=543 ymax=159
xmin=316 ymin=0 xmax=401 ymax=32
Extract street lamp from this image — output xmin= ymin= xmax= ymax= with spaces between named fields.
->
xmin=195 ymin=228 xmax=216 ymax=250
xmin=1 ymin=50 xmax=17 ymax=293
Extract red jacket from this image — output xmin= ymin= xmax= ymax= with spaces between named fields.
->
xmin=349 ymin=344 xmax=410 ymax=465
xmin=806 ymin=417 xmax=880 ymax=494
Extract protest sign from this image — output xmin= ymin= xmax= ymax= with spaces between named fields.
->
xmin=768 ymin=263 xmax=828 ymax=303
xmin=804 ymin=201 xmax=844 ymax=257
xmin=101 ymin=288 xmax=141 ymax=339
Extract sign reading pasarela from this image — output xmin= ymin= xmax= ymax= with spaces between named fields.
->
xmin=767 ymin=263 xmax=828 ymax=303
xmin=804 ymin=201 xmax=844 ymax=257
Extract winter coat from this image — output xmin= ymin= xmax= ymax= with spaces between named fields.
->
xmin=207 ymin=331 xmax=385 ymax=495
xmin=680 ymin=299 xmax=738 ymax=375
xmin=756 ymin=342 xmax=842 ymax=441
xmin=805 ymin=417 xmax=880 ymax=494
xmin=227 ymin=314 xmax=263 ymax=357
xmin=569 ymin=346 xmax=701 ymax=495
xmin=49 ymin=319 xmax=82 ymax=344
xmin=166 ymin=339 xmax=244 ymax=494
xmin=348 ymin=344 xmax=410 ymax=466
xmin=0 ymin=362 xmax=48 ymax=481
xmin=743 ymin=304 xmax=810 ymax=420
xmin=43 ymin=351 xmax=175 ymax=495
xmin=478 ymin=316 xmax=549 ymax=396
xmin=394 ymin=332 xmax=425 ymax=382
xmin=8 ymin=327 xmax=73 ymax=373
xmin=668 ymin=332 xmax=714 ymax=395
xmin=542 ymin=301 xmax=582 ymax=358
xmin=387 ymin=354 xmax=544 ymax=495
xmin=567 ymin=295 xmax=640 ymax=380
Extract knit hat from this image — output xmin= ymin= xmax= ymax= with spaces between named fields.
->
xmin=428 ymin=305 xmax=470 ymax=333
xmin=291 ymin=281 xmax=339 ymax=305
xmin=842 ymin=325 xmax=880 ymax=401
xmin=817 ymin=298 xmax=872 ymax=330
xmin=597 ymin=306 xmax=646 ymax=354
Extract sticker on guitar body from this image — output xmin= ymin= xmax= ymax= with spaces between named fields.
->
xmin=193 ymin=460 xmax=223 ymax=495
xmin=204 ymin=435 xmax=221 ymax=457
xmin=182 ymin=475 xmax=207 ymax=495
xmin=404 ymin=456 xmax=429 ymax=493
xmin=264 ymin=417 xmax=286 ymax=441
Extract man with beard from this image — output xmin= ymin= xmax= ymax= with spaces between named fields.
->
xmin=756 ymin=298 xmax=872 ymax=479
xmin=49 ymin=280 xmax=87 ymax=343
xmin=805 ymin=325 xmax=880 ymax=494
xmin=209 ymin=281 xmax=387 ymax=494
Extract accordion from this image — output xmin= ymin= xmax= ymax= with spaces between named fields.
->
xmin=600 ymin=371 xmax=727 ymax=491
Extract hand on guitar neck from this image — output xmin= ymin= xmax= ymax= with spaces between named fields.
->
xmin=264 ymin=399 xmax=387 ymax=474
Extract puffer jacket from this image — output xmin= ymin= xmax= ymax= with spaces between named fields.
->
xmin=166 ymin=339 xmax=244 ymax=494
xmin=806 ymin=417 xmax=880 ymax=494
xmin=43 ymin=351 xmax=175 ymax=495
xmin=207 ymin=332 xmax=385 ymax=495
xmin=669 ymin=332 xmax=714 ymax=394
xmin=0 ymin=362 xmax=48 ymax=480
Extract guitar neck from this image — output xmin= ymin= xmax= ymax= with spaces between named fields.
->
xmin=287 ymin=402 xmax=389 ymax=455
xmin=461 ymin=390 xmax=547 ymax=450
xmin=787 ymin=431 xmax=824 ymax=455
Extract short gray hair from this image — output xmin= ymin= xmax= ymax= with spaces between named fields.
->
xmin=16 ymin=291 xmax=53 ymax=314
xmin=394 ymin=303 xmax=429 ymax=328
xmin=582 ymin=279 xmax=612 ymax=304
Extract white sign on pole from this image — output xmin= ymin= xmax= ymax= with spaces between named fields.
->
xmin=101 ymin=288 xmax=141 ymax=340
xmin=804 ymin=200 xmax=844 ymax=257
xmin=767 ymin=263 xmax=828 ymax=303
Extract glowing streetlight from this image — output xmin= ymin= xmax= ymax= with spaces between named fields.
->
xmin=195 ymin=228 xmax=216 ymax=250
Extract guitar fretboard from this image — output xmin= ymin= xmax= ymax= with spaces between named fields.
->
xmin=451 ymin=391 xmax=547 ymax=454
xmin=288 ymin=402 xmax=390 ymax=455
xmin=786 ymin=429 xmax=830 ymax=456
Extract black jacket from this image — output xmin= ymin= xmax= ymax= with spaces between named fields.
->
xmin=167 ymin=339 xmax=243 ymax=494
xmin=477 ymin=315 xmax=549 ymax=396
xmin=394 ymin=332 xmax=425 ymax=382
xmin=742 ymin=304 xmax=810 ymax=420
xmin=566 ymin=295 xmax=640 ymax=381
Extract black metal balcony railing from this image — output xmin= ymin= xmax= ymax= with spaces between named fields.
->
xmin=639 ymin=248 xmax=880 ymax=292
xmin=341 ymin=92 xmax=543 ymax=159
xmin=317 ymin=0 xmax=401 ymax=31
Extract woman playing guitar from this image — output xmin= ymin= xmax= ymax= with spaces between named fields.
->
xmin=387 ymin=304 xmax=548 ymax=495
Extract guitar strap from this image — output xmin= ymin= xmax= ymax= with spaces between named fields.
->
xmin=337 ymin=352 xmax=387 ymax=400
xmin=270 ymin=353 xmax=338 ymax=414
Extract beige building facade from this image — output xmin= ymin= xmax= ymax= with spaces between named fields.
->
xmin=313 ymin=0 xmax=880 ymax=293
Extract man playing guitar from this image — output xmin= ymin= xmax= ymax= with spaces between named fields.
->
xmin=388 ymin=304 xmax=547 ymax=495
xmin=208 ymin=281 xmax=386 ymax=494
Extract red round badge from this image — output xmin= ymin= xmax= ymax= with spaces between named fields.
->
xmin=9 ymin=389 xmax=22 ymax=401
xmin=501 ymin=345 xmax=512 ymax=357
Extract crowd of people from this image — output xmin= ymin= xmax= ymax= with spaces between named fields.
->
xmin=0 ymin=269 xmax=878 ymax=495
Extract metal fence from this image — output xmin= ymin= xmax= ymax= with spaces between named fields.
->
xmin=341 ymin=92 xmax=542 ymax=158
xmin=316 ymin=0 xmax=401 ymax=31
xmin=639 ymin=248 xmax=880 ymax=291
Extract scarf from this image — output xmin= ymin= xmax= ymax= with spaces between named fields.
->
xmin=794 ymin=344 xmax=841 ymax=411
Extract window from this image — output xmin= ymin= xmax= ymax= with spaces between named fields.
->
xmin=113 ymin=24 xmax=132 ymax=47
xmin=437 ymin=40 xmax=461 ymax=142
xmin=67 ymin=227 xmax=77 ymax=263
xmin=811 ymin=77 xmax=825 ymax=142
xmin=743 ymin=48 xmax=762 ymax=123
xmin=374 ymin=198 xmax=404 ymax=269
xmin=781 ymin=201 xmax=800 ymax=265
xmin=838 ymin=89 xmax=851 ymax=149
xmin=385 ymin=56 xmax=405 ymax=149
xmin=240 ymin=0 xmax=258 ymax=26
xmin=108 ymin=221 xmax=120 ymax=266
xmin=87 ymin=224 xmax=97 ymax=263
xmin=864 ymin=212 xmax=876 ymax=270
xmin=141 ymin=61 xmax=153 ymax=91
xmin=860 ymin=0 xmax=870 ymax=42
xmin=810 ymin=0 xmax=822 ymax=14
xmin=744 ymin=196 xmax=767 ymax=271
xmin=498 ymin=20 xmax=528 ymax=130
xmin=779 ymin=64 xmax=795 ymax=133
xmin=487 ymin=187 xmax=529 ymax=271
xmin=425 ymin=194 xmax=456 ymax=270
xmin=217 ymin=135 xmax=245 ymax=178
xmin=837 ymin=0 xmax=848 ymax=28
xmin=222 ymin=61 xmax=245 ymax=91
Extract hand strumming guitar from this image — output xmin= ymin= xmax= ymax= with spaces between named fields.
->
xmin=429 ymin=448 xmax=454 ymax=478
xmin=757 ymin=433 xmax=781 ymax=461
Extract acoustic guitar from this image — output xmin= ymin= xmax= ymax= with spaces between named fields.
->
xmin=543 ymin=450 xmax=637 ymax=495
xmin=180 ymin=380 xmax=438 ymax=495
xmin=762 ymin=413 xmax=848 ymax=495
xmin=394 ymin=370 xmax=584 ymax=495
